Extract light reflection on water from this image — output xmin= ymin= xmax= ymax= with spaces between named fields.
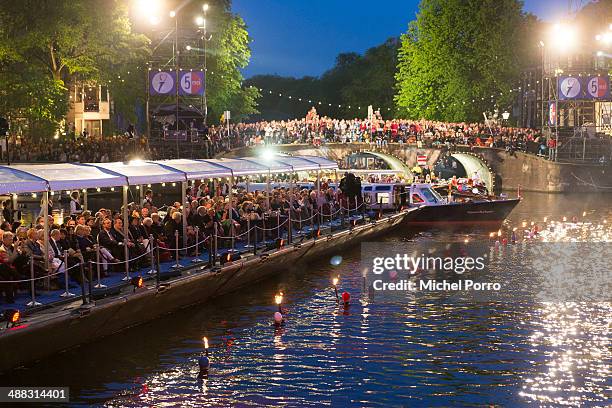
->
xmin=2 ymin=193 xmax=610 ymax=407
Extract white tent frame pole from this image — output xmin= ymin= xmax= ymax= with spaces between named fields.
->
xmin=43 ymin=189 xmax=50 ymax=273
xmin=123 ymin=185 xmax=129 ymax=279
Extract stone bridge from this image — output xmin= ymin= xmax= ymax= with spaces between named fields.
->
xmin=223 ymin=143 xmax=612 ymax=193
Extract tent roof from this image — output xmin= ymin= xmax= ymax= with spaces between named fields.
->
xmin=88 ymin=161 xmax=186 ymax=185
xmin=0 ymin=166 xmax=48 ymax=194
xmin=156 ymin=159 xmax=233 ymax=179
xmin=274 ymin=156 xmax=325 ymax=171
xmin=293 ymin=155 xmax=338 ymax=170
xmin=9 ymin=163 xmax=126 ymax=191
xmin=0 ymin=155 xmax=339 ymax=193
xmin=206 ymin=158 xmax=272 ymax=176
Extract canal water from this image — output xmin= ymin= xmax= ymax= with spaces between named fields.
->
xmin=2 ymin=193 xmax=610 ymax=407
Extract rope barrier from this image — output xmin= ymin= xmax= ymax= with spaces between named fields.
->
xmin=0 ymin=267 xmax=70 ymax=284
xmin=255 ymin=218 xmax=290 ymax=231
xmin=0 ymin=198 xmax=376 ymax=285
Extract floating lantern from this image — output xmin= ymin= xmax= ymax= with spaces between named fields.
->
xmin=198 ymin=336 xmax=211 ymax=374
xmin=275 ymin=293 xmax=283 ymax=312
xmin=332 ymin=277 xmax=339 ymax=300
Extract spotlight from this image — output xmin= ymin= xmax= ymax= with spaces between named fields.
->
xmin=4 ymin=309 xmax=20 ymax=328
xmin=131 ymin=276 xmax=143 ymax=292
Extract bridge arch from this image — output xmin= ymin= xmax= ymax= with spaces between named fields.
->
xmin=447 ymin=152 xmax=495 ymax=190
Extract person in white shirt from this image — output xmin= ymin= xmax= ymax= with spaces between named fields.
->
xmin=70 ymin=191 xmax=82 ymax=215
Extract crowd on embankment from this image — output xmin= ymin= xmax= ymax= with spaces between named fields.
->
xmin=2 ymin=112 xmax=554 ymax=163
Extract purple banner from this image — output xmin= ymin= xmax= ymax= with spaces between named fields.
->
xmin=179 ymin=71 xmax=205 ymax=96
xmin=149 ymin=71 xmax=176 ymax=96
xmin=557 ymin=76 xmax=582 ymax=100
xmin=585 ymin=76 xmax=610 ymax=99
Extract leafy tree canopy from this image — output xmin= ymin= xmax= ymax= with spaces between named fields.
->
xmin=246 ymin=38 xmax=399 ymax=121
xmin=394 ymin=0 xmax=539 ymax=122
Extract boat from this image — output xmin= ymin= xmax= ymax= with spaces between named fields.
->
xmin=358 ymin=178 xmax=518 ymax=224
xmin=404 ymin=182 xmax=520 ymax=225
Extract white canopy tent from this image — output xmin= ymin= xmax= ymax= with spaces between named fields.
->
xmin=294 ymin=155 xmax=339 ymax=170
xmin=0 ymin=155 xmax=338 ymax=279
xmin=87 ymin=161 xmax=186 ymax=185
xmin=155 ymin=159 xmax=233 ymax=180
xmin=9 ymin=163 xmax=127 ymax=191
xmin=205 ymin=158 xmax=272 ymax=176
xmin=273 ymin=156 xmax=324 ymax=171
xmin=0 ymin=166 xmax=48 ymax=195
xmin=0 ymin=156 xmax=338 ymax=193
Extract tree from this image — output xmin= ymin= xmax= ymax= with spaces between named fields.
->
xmin=0 ymin=0 xmax=149 ymax=137
xmin=394 ymin=0 xmax=538 ymax=122
xmin=245 ymin=39 xmax=399 ymax=121
xmin=143 ymin=0 xmax=259 ymax=124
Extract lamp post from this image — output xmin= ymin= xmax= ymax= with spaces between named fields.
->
xmin=172 ymin=10 xmax=180 ymax=159
xmin=539 ymin=40 xmax=545 ymax=129
xmin=196 ymin=4 xmax=211 ymax=126
xmin=203 ymin=4 xmax=209 ymax=125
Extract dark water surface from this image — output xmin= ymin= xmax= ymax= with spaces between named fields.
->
xmin=2 ymin=193 xmax=611 ymax=407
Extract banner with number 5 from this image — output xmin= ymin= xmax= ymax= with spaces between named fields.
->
xmin=149 ymin=71 xmax=177 ymax=96
xmin=585 ymin=76 xmax=610 ymax=99
xmin=179 ymin=71 xmax=205 ymax=96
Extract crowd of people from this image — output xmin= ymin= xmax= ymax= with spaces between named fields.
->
xmin=0 ymin=174 xmax=365 ymax=304
xmin=3 ymin=124 xmax=249 ymax=163
xmin=2 ymin=109 xmax=551 ymax=163
xmin=240 ymin=109 xmax=547 ymax=155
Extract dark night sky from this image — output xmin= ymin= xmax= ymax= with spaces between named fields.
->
xmin=232 ymin=0 xmax=578 ymax=78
